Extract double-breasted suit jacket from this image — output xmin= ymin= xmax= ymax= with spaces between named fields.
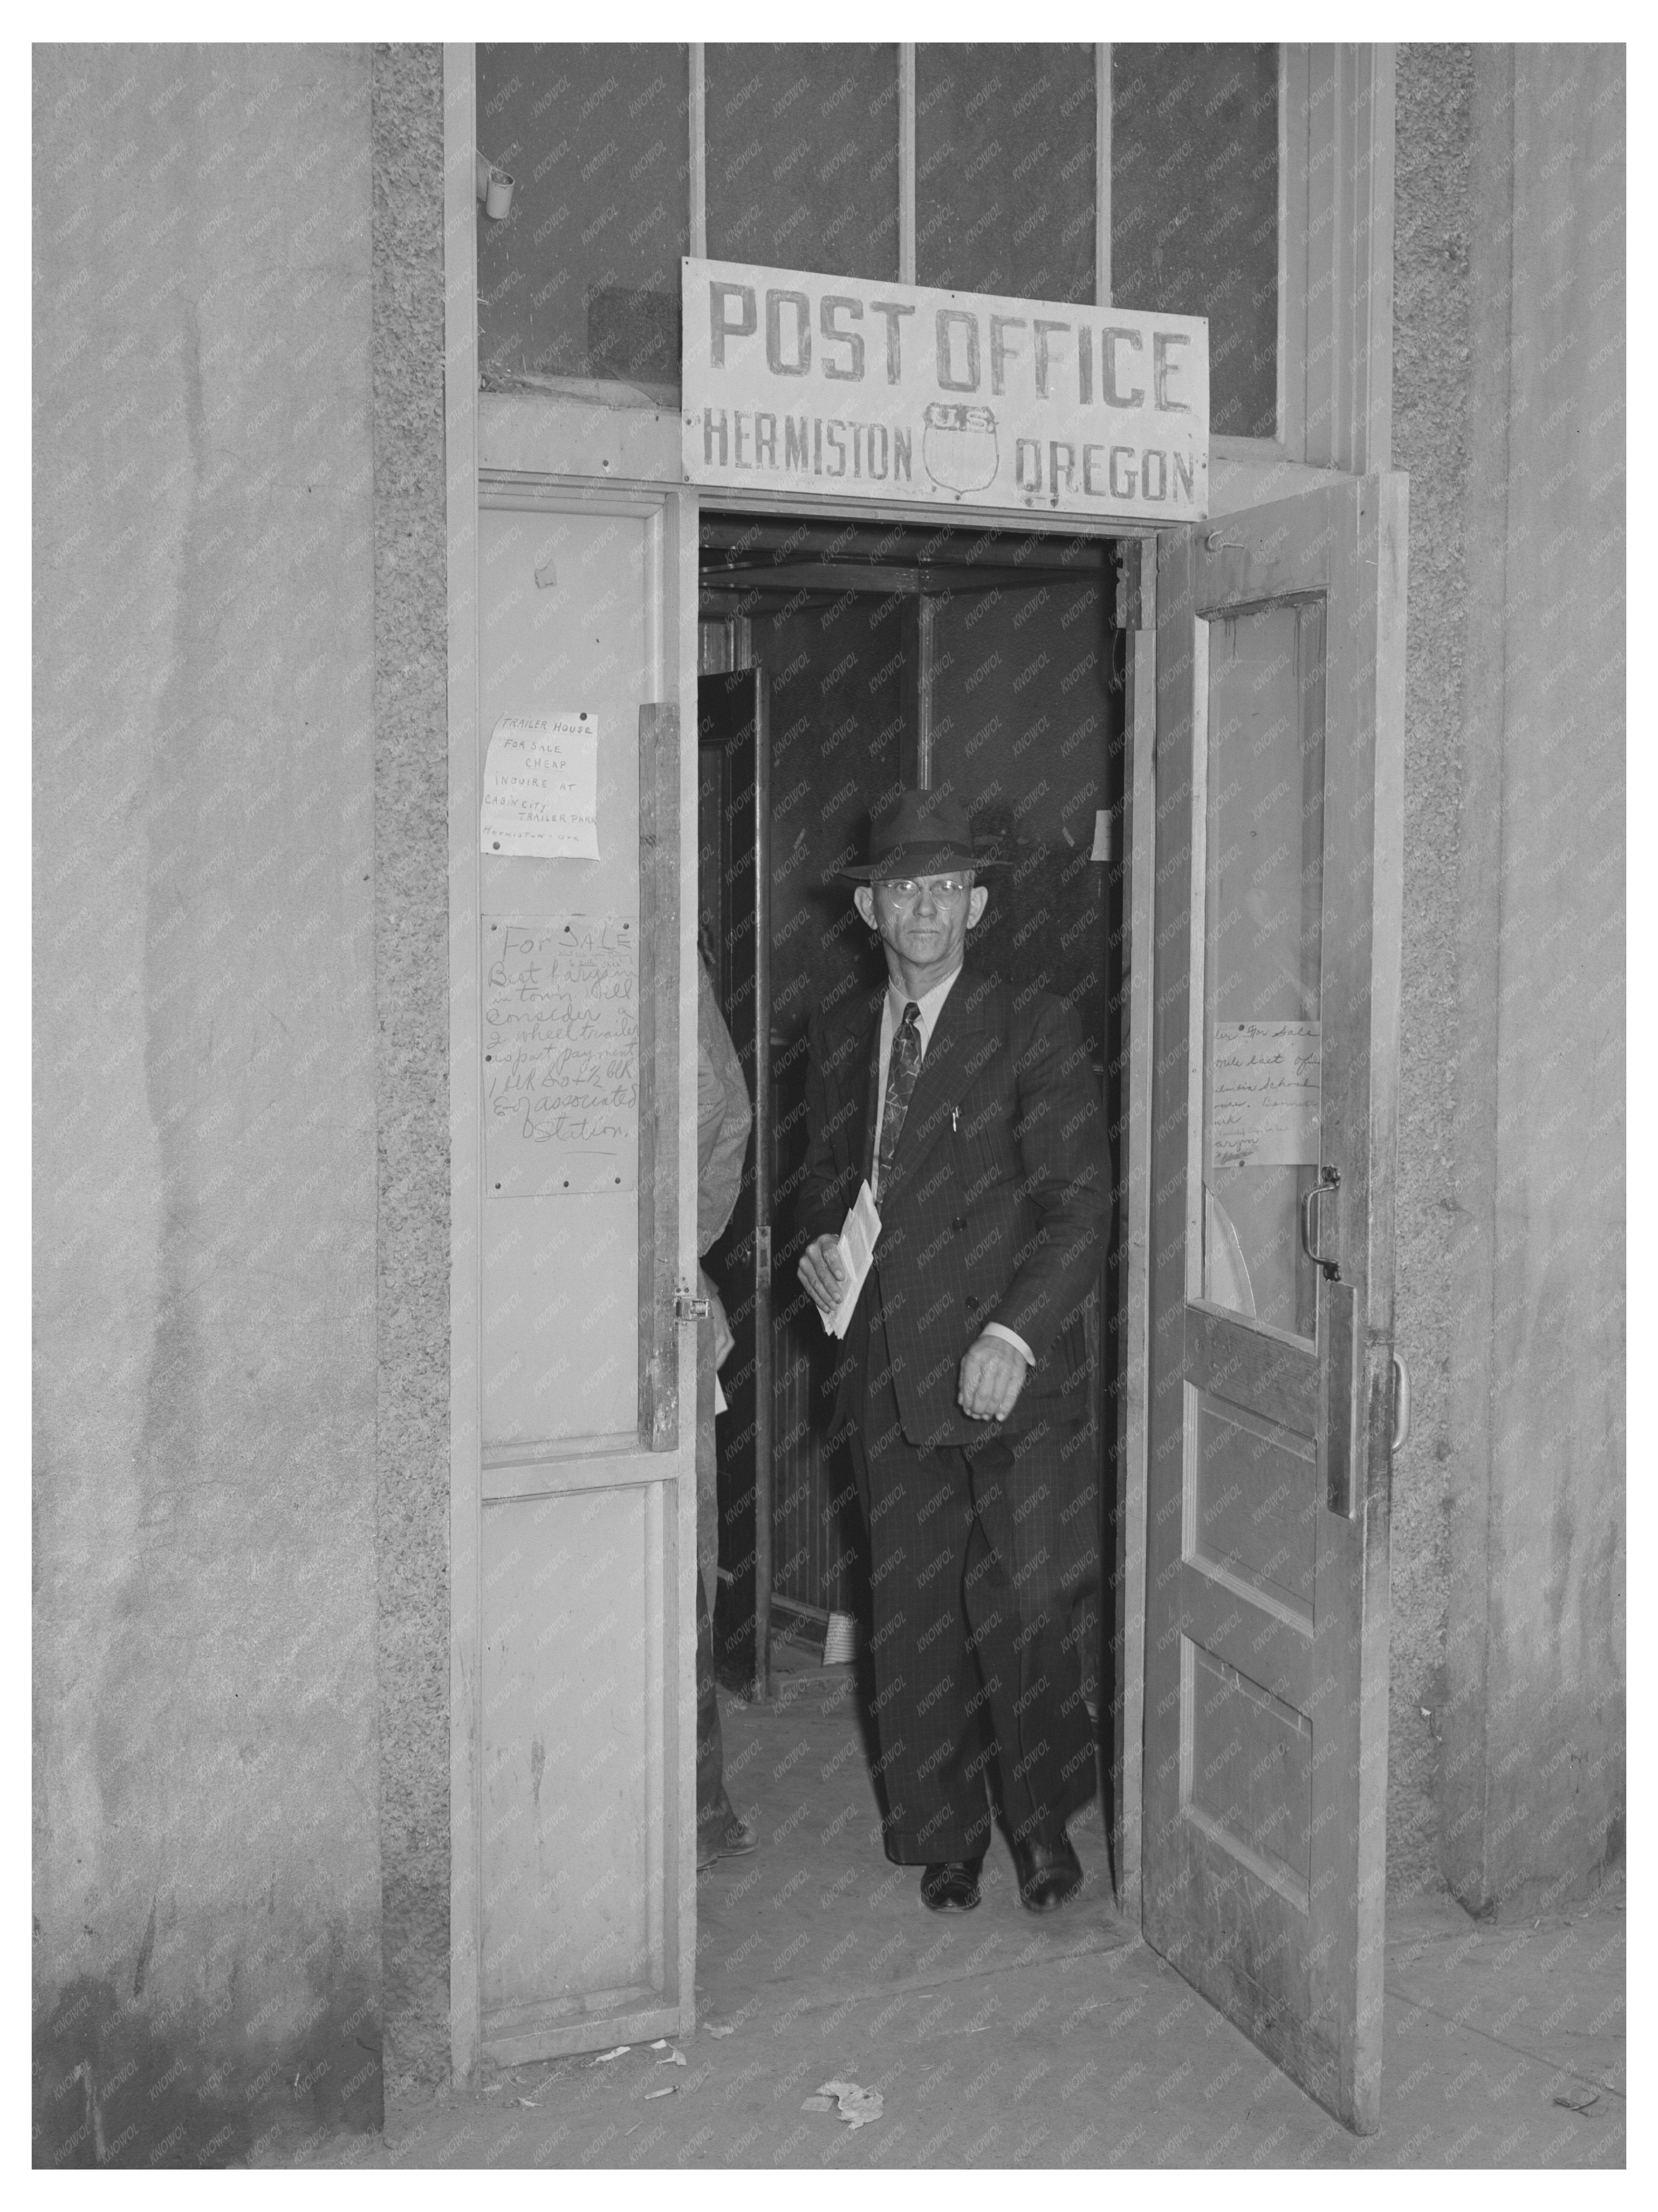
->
xmin=798 ymin=965 xmax=1111 ymax=1457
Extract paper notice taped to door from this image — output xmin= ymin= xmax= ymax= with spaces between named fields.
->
xmin=1210 ymin=1020 xmax=1320 ymax=1168
xmin=480 ymin=711 xmax=599 ymax=857
xmin=483 ymin=915 xmax=637 ymax=1194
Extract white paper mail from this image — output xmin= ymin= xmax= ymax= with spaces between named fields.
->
xmin=822 ymin=1179 xmax=881 ymax=1340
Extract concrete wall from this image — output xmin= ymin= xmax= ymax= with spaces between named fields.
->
xmin=370 ymin=43 xmax=452 ymax=2093
xmin=1388 ymin=43 xmax=1624 ymax=1914
xmin=33 ymin=47 xmax=382 ymax=2162
xmin=1439 ymin=44 xmax=1625 ymax=1915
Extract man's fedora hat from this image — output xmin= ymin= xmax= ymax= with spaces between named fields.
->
xmin=840 ymin=788 xmax=1007 ymax=882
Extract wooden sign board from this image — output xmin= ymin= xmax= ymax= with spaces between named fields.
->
xmin=681 ymin=254 xmax=1208 ymax=523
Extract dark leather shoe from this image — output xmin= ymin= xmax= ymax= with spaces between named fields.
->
xmin=1011 ymin=1828 xmax=1083 ymax=1913
xmin=920 ymin=1857 xmax=984 ymax=1912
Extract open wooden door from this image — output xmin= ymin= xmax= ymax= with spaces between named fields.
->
xmin=453 ymin=493 xmax=699 ymax=2073
xmin=1142 ymin=475 xmax=1406 ymax=2130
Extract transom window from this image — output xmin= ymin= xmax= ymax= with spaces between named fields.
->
xmin=475 ymin=42 xmax=1289 ymax=442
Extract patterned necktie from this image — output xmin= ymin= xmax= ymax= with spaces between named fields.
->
xmin=876 ymin=1001 xmax=922 ymax=1200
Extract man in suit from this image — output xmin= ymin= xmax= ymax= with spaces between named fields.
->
xmin=796 ymin=788 xmax=1109 ymax=1914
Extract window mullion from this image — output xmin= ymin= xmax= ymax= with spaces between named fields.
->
xmin=689 ymin=43 xmax=707 ymax=259
xmin=1096 ymin=43 xmax=1112 ymax=308
xmin=899 ymin=44 xmax=916 ymax=283
xmin=1278 ymin=43 xmax=1310 ymax=458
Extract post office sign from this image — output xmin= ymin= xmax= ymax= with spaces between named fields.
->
xmin=681 ymin=255 xmax=1208 ymax=522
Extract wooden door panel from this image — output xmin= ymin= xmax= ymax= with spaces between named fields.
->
xmin=1143 ymin=477 xmax=1406 ymax=2132
xmin=478 ymin=506 xmax=649 ymax=1446
xmin=1184 ymin=1640 xmax=1314 ymax=1898
xmin=1184 ymin=1307 xmax=1319 ymax=1429
xmin=1187 ymin=1386 xmax=1319 ymax=1623
xmin=480 ymin=1482 xmax=659 ymax=2018
xmin=1172 ymin=1552 xmax=1314 ymax=1713
xmin=463 ymin=494 xmax=696 ymax=2072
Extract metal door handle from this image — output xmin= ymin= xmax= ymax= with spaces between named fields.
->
xmin=1391 ymin=1352 xmax=1411 ymax=1453
xmin=1298 ymin=1183 xmax=1319 ymax=1256
xmin=1299 ymin=1166 xmax=1341 ymax=1281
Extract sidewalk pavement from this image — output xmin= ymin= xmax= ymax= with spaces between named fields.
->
xmin=273 ymin=1647 xmax=1625 ymax=2170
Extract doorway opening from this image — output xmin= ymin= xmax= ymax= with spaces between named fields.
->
xmin=693 ymin=508 xmax=1133 ymax=1892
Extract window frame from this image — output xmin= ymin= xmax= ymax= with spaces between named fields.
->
xmin=676 ymin=41 xmax=1394 ymax=475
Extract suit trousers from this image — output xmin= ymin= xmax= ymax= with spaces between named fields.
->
xmin=852 ymin=1310 xmax=1098 ymax=1863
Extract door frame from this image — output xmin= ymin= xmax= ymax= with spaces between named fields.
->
xmin=442 ymin=36 xmax=1398 ymax=2078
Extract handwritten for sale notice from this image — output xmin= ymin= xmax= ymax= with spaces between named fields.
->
xmin=483 ymin=915 xmax=637 ymax=1196
xmin=1210 ymin=1021 xmax=1320 ymax=1168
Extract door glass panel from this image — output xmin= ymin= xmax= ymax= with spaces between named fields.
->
xmin=1195 ymin=600 xmax=1325 ymax=1340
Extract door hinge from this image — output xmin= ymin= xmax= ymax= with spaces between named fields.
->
xmin=674 ymin=1287 xmax=710 ymax=1324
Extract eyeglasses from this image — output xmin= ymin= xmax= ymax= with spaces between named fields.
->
xmin=877 ymin=875 xmax=973 ymax=904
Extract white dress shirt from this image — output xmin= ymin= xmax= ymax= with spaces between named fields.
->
xmin=871 ymin=967 xmax=1034 ymax=1370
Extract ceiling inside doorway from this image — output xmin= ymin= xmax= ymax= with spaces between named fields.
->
xmin=700 ymin=512 xmax=1114 ymax=611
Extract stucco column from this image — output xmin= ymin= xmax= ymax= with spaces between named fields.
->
xmin=1440 ymin=43 xmax=1625 ymax=1917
